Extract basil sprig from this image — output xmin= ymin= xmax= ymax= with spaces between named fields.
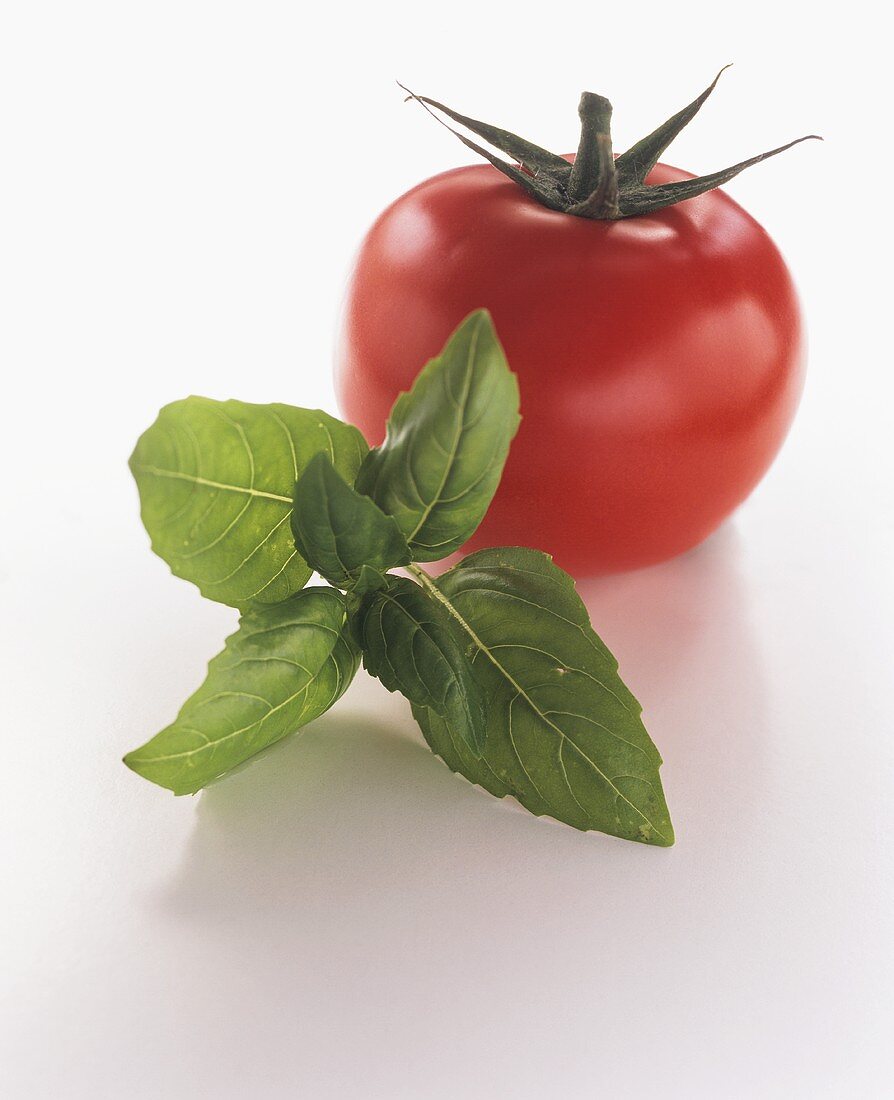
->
xmin=126 ymin=310 xmax=674 ymax=845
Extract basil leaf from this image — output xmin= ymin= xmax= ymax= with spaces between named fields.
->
xmin=123 ymin=587 xmax=359 ymax=794
xmin=356 ymin=310 xmax=520 ymax=561
xmin=411 ymin=549 xmax=674 ymax=845
xmin=350 ymin=564 xmax=390 ymax=597
xmin=291 ymin=452 xmax=410 ymax=589
xmin=356 ymin=576 xmax=486 ymax=755
xmin=130 ymin=397 xmax=368 ymax=609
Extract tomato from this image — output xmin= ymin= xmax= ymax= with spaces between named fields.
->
xmin=335 ymin=160 xmax=804 ymax=575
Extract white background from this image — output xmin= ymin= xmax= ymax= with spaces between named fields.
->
xmin=2 ymin=2 xmax=892 ymax=1097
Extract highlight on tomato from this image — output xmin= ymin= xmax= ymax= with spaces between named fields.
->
xmin=335 ymin=70 xmax=819 ymax=575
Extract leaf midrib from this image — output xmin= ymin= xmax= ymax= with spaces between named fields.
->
xmin=408 ymin=565 xmax=669 ymax=842
xmin=132 ymin=463 xmax=292 ymax=503
xmin=405 ymin=321 xmax=480 ymax=544
xmin=374 ymin=585 xmax=476 ymax=737
xmin=130 ymin=626 xmax=339 ymax=769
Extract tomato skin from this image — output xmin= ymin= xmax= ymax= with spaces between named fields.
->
xmin=335 ymin=161 xmax=804 ymax=575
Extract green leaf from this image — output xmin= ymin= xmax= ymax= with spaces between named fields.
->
xmin=350 ymin=564 xmax=390 ymax=597
xmin=356 ymin=310 xmax=520 ymax=561
xmin=410 ymin=549 xmax=674 ymax=846
xmin=291 ymin=452 xmax=410 ymax=589
xmin=129 ymin=397 xmax=368 ymax=609
xmin=356 ymin=576 xmax=487 ymax=755
xmin=124 ymin=587 xmax=359 ymax=794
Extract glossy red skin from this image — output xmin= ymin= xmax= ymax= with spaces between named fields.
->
xmin=335 ymin=161 xmax=804 ymax=575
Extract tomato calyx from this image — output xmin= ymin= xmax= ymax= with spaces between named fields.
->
xmin=399 ymin=68 xmax=821 ymax=220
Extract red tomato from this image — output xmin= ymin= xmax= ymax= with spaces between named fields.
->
xmin=335 ymin=161 xmax=804 ymax=575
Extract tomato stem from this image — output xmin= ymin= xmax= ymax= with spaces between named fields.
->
xmin=567 ymin=94 xmax=619 ymax=218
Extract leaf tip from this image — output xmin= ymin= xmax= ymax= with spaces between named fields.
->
xmin=457 ymin=307 xmax=496 ymax=340
xmin=122 ymin=745 xmax=188 ymax=795
xmin=639 ymin=814 xmax=675 ymax=847
xmin=122 ymin=746 xmax=154 ymax=781
xmin=396 ymin=79 xmax=416 ymax=102
xmin=122 ymin=748 xmax=141 ymax=773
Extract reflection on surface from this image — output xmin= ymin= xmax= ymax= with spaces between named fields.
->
xmin=578 ymin=524 xmax=770 ymax=824
xmin=164 ymin=522 xmax=769 ymax=922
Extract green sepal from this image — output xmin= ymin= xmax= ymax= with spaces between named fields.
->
xmin=399 ymin=84 xmax=570 ymax=212
xmin=614 ymin=65 xmax=731 ymax=184
xmin=616 ymin=135 xmax=820 ymax=216
xmin=405 ymin=73 xmax=819 ymax=220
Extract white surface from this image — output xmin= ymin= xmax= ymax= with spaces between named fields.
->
xmin=2 ymin=3 xmax=892 ymax=1097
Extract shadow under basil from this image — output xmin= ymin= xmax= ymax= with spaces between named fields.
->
xmin=160 ymin=521 xmax=769 ymax=925
xmin=158 ymin=681 xmax=554 ymax=924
